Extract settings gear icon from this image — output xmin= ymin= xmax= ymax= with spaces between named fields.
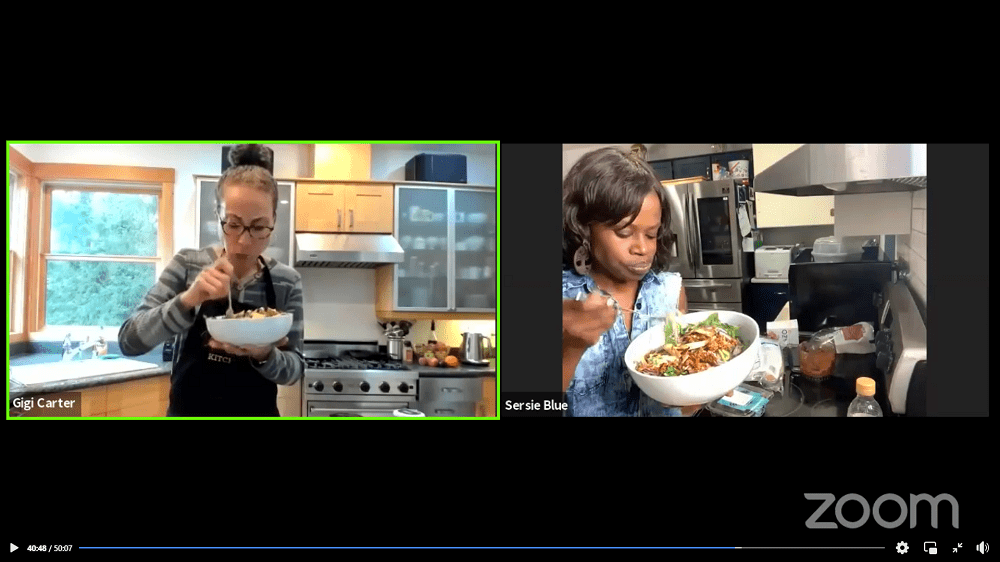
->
xmin=896 ymin=541 xmax=909 ymax=554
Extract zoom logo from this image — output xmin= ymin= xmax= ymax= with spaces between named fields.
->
xmin=804 ymin=493 xmax=959 ymax=529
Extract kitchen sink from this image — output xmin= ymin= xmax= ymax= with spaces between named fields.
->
xmin=9 ymin=358 xmax=161 ymax=386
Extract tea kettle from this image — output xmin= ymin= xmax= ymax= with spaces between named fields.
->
xmin=461 ymin=332 xmax=493 ymax=365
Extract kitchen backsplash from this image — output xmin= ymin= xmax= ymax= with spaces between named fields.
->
xmin=895 ymin=189 xmax=927 ymax=308
xmin=405 ymin=319 xmax=496 ymax=351
xmin=298 ymin=267 xmax=496 ymax=350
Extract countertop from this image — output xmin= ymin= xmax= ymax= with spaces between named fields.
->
xmin=405 ymin=358 xmax=497 ymax=377
xmin=9 ymin=350 xmax=171 ymax=399
xmin=9 ymin=352 xmax=496 ymax=399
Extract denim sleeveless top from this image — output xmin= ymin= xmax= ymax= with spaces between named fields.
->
xmin=562 ymin=268 xmax=685 ymax=417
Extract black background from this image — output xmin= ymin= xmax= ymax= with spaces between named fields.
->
xmin=6 ymin=90 xmax=991 ymax=554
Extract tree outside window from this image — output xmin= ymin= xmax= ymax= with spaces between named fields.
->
xmin=45 ymin=188 xmax=160 ymax=327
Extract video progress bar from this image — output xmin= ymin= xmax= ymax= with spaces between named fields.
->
xmin=737 ymin=547 xmax=886 ymax=550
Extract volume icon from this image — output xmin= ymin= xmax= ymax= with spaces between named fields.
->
xmin=976 ymin=542 xmax=989 ymax=554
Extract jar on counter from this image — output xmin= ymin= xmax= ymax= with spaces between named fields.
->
xmin=799 ymin=329 xmax=837 ymax=380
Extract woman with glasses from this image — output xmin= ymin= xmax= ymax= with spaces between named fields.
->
xmin=119 ymin=144 xmax=305 ymax=416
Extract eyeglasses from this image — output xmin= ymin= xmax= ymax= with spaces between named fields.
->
xmin=220 ymin=221 xmax=274 ymax=239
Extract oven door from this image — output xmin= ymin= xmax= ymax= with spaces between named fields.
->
xmin=690 ymin=180 xmax=742 ymax=279
xmin=306 ymin=398 xmax=413 ymax=417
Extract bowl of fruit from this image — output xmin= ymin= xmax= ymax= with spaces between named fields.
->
xmin=416 ymin=342 xmax=460 ymax=368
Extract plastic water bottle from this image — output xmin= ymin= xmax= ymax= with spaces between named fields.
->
xmin=847 ymin=377 xmax=883 ymax=417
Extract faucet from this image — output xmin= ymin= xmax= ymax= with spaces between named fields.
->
xmin=62 ymin=332 xmax=107 ymax=361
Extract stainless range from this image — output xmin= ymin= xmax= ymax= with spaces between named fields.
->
xmin=302 ymin=340 xmax=419 ymax=417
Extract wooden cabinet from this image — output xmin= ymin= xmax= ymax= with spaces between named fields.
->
xmin=752 ymin=144 xmax=834 ymax=228
xmin=296 ymin=182 xmax=344 ymax=231
xmin=67 ymin=374 xmax=299 ymax=417
xmin=277 ymin=380 xmax=301 ymax=417
xmin=477 ymin=376 xmax=497 ymax=417
xmin=755 ymin=192 xmax=834 ymax=227
xmin=295 ymin=182 xmax=393 ymax=234
xmin=345 ymin=184 xmax=394 ymax=233
xmin=70 ymin=374 xmax=171 ymax=417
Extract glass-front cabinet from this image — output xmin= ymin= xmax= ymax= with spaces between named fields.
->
xmin=393 ymin=183 xmax=496 ymax=312
xmin=195 ymin=176 xmax=295 ymax=266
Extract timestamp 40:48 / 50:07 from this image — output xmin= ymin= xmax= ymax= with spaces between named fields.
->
xmin=23 ymin=545 xmax=74 ymax=552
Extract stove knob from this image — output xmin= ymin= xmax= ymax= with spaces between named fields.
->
xmin=379 ymin=382 xmax=390 ymax=393
xmin=333 ymin=382 xmax=343 ymax=392
xmin=360 ymin=381 xmax=370 ymax=392
xmin=313 ymin=381 xmax=324 ymax=392
xmin=398 ymin=383 xmax=410 ymax=393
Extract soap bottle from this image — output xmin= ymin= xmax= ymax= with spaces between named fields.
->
xmin=847 ymin=377 xmax=883 ymax=417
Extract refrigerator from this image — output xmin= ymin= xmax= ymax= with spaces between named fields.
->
xmin=661 ymin=178 xmax=753 ymax=313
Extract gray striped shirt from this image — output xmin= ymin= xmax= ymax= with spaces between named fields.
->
xmin=118 ymin=245 xmax=305 ymax=386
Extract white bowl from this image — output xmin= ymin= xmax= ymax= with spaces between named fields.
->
xmin=206 ymin=313 xmax=293 ymax=347
xmin=624 ymin=311 xmax=761 ymax=406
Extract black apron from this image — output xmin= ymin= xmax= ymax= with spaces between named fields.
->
xmin=168 ymin=256 xmax=280 ymax=417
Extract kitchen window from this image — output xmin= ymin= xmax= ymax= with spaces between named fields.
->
xmin=44 ymin=185 xmax=162 ymax=327
xmin=7 ymin=146 xmax=175 ymax=339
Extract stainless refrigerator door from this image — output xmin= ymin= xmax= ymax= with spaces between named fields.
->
xmin=690 ymin=180 xmax=743 ymax=279
xmin=663 ymin=183 xmax=695 ymax=277
xmin=686 ymin=301 xmax=744 ymax=313
xmin=683 ymin=277 xmax=743 ymax=303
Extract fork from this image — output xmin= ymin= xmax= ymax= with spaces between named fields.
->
xmin=222 ymin=238 xmax=235 ymax=318
xmin=576 ymin=287 xmax=681 ymax=324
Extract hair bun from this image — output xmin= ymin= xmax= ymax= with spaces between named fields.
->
xmin=228 ymin=144 xmax=273 ymax=170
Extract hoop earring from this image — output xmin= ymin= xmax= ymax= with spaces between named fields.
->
xmin=573 ymin=245 xmax=592 ymax=276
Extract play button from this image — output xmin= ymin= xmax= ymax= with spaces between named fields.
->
xmin=10 ymin=544 xmax=17 ymax=553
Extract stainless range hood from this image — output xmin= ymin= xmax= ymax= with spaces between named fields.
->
xmin=753 ymin=144 xmax=927 ymax=196
xmin=295 ymin=233 xmax=404 ymax=268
